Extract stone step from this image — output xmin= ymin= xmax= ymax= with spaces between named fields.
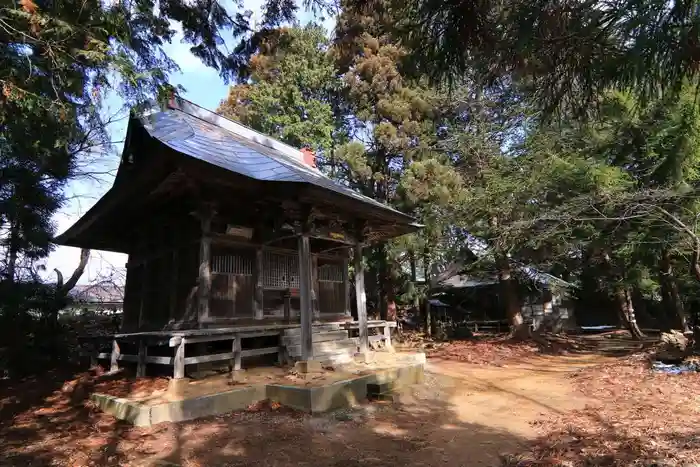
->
xmin=282 ymin=330 xmax=349 ymax=345
xmin=283 ymin=324 xmax=343 ymax=336
xmin=286 ymin=338 xmax=358 ymax=357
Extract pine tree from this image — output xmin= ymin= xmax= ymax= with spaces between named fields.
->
xmin=392 ymin=0 xmax=700 ymax=117
xmin=218 ymin=24 xmax=338 ymax=157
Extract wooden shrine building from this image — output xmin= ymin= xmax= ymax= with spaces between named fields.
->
xmin=56 ymin=96 xmax=418 ymax=377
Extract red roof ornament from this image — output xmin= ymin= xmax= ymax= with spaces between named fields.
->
xmin=300 ymin=147 xmax=316 ymax=168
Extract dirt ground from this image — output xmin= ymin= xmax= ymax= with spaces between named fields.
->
xmin=0 ymin=334 xmax=693 ymax=467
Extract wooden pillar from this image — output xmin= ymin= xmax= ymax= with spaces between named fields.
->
xmin=138 ymin=260 xmax=148 ymax=330
xmin=311 ymin=255 xmax=320 ymax=320
xmin=169 ymin=248 xmax=179 ymax=322
xmin=89 ymin=341 xmax=98 ymax=368
xmin=232 ymin=335 xmax=242 ymax=371
xmin=343 ymin=256 xmax=351 ymax=317
xmin=121 ymin=263 xmax=134 ymax=332
xmin=298 ymin=234 xmax=314 ymax=361
xmin=110 ymin=339 xmax=120 ymax=373
xmin=136 ymin=338 xmax=147 ymax=377
xmin=173 ymin=338 xmax=186 ymax=379
xmin=383 ymin=324 xmax=393 ymax=349
xmin=283 ymin=290 xmax=291 ymax=323
xmin=196 ymin=206 xmax=215 ymax=326
xmin=354 ymin=243 xmax=369 ymax=354
xmin=254 ymin=249 xmax=264 ymax=319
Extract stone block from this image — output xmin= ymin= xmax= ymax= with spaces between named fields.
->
xmin=90 ymin=393 xmax=151 ymax=427
xmin=353 ymin=352 xmax=375 ymax=364
xmin=294 ymin=360 xmax=323 ymax=374
xmin=266 ymin=376 xmax=368 ymax=413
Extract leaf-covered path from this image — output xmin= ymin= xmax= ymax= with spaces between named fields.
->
xmin=3 ymin=336 xmax=693 ymax=467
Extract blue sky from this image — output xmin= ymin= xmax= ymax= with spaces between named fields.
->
xmin=44 ymin=1 xmax=335 ymax=285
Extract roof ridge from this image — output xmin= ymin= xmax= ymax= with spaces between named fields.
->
xmin=165 ymin=95 xmax=322 ymax=175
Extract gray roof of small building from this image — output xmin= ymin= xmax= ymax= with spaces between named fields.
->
xmin=69 ymin=284 xmax=124 ymax=304
xmin=140 ymin=97 xmax=415 ymax=222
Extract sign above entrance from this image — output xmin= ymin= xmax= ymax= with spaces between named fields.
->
xmin=226 ymin=225 xmax=254 ymax=239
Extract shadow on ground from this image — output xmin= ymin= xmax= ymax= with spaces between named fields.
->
xmin=0 ymin=369 xmax=525 ymax=467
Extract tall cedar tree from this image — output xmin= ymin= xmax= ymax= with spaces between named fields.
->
xmin=332 ymin=0 xmax=464 ymax=322
xmin=219 ymin=11 xmax=465 ymax=323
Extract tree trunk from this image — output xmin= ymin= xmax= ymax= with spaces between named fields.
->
xmin=660 ymin=249 xmax=689 ymax=331
xmin=615 ymin=287 xmax=645 ymax=339
xmin=424 ymin=298 xmax=432 ymax=337
xmin=377 ymin=243 xmax=397 ymax=321
xmin=51 ymin=249 xmax=90 ymax=323
xmin=5 ymin=219 xmax=19 ymax=283
xmin=497 ymin=256 xmax=528 ymax=339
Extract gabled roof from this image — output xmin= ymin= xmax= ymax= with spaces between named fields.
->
xmin=143 ymin=96 xmax=414 ymax=222
xmin=54 ymin=96 xmax=418 ymax=251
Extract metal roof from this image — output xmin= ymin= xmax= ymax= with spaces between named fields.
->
xmin=141 ymin=97 xmax=414 ymax=222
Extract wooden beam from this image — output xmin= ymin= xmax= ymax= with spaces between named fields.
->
xmin=185 ymin=352 xmax=235 ymax=365
xmin=354 ymin=243 xmax=369 ymax=354
xmin=99 ymin=352 xmax=138 ymax=362
xmin=145 ymin=355 xmax=174 ymax=365
xmin=240 ymin=346 xmax=279 ymax=357
xmin=298 ymin=234 xmax=314 ymax=360
xmin=254 ymin=248 xmax=263 ymax=319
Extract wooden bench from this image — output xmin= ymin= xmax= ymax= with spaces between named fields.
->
xmin=465 ymin=320 xmax=509 ymax=333
xmin=343 ymin=320 xmax=396 ymax=349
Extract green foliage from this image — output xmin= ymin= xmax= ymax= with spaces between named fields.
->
xmin=0 ymin=0 xmax=324 ymax=376
xmin=218 ymin=24 xmax=338 ymax=154
xmin=392 ymin=0 xmax=700 ymax=117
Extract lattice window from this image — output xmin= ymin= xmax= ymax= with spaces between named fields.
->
xmin=212 ymin=251 xmax=252 ymax=276
xmin=319 ymin=262 xmax=343 ymax=283
xmin=263 ymin=252 xmax=299 ymax=289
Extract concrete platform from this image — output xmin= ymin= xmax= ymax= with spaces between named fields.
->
xmin=90 ymin=353 xmax=425 ymax=426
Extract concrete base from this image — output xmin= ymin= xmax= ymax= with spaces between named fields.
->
xmin=91 ymin=360 xmax=425 ymax=426
xmin=91 ymin=385 xmax=267 ymax=427
xmin=353 ymin=352 xmax=375 ymax=364
xmin=267 ymin=376 xmax=368 ymax=413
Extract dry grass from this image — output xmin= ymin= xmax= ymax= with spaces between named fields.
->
xmin=402 ymin=333 xmax=542 ymax=366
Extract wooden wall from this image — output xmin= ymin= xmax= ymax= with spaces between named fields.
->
xmin=317 ymin=257 xmax=345 ymax=315
xmin=210 ymin=244 xmax=255 ymax=319
xmin=121 ymin=209 xmax=351 ymax=330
